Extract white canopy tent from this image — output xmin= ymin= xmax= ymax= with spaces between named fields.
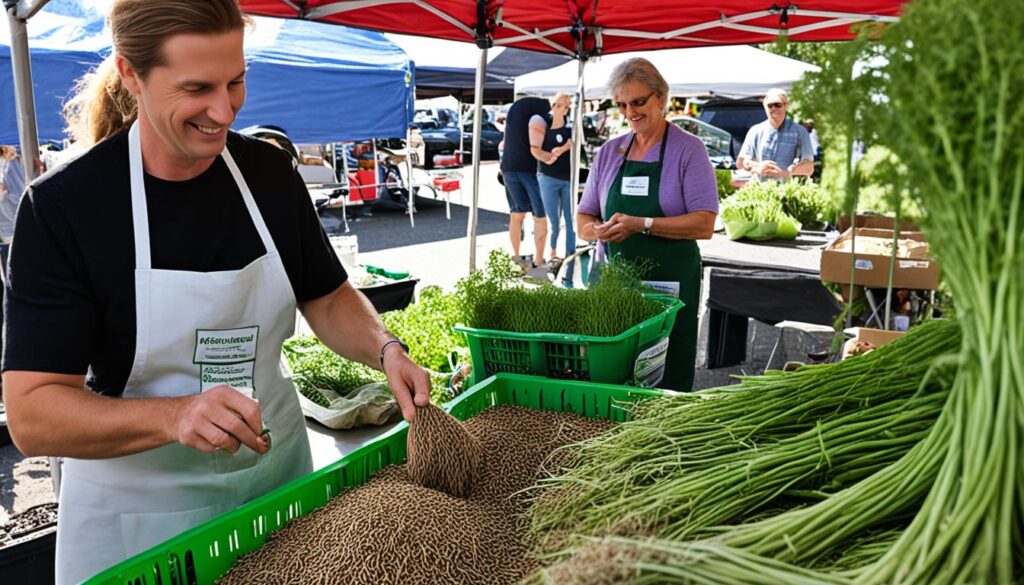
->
xmin=514 ymin=45 xmax=820 ymax=100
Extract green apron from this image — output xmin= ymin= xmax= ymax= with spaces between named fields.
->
xmin=603 ymin=122 xmax=701 ymax=391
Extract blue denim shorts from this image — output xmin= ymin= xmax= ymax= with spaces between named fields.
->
xmin=503 ymin=170 xmax=545 ymax=216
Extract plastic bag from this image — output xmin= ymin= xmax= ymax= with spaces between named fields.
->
xmin=722 ymin=217 xmax=801 ymax=241
xmin=297 ymin=381 xmax=400 ymax=429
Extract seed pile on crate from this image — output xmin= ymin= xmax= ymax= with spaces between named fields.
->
xmin=218 ymin=405 xmax=613 ymax=585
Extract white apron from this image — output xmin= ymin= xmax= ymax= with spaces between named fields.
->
xmin=55 ymin=123 xmax=313 ymax=584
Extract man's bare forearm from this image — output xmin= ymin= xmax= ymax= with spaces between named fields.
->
xmin=300 ymin=281 xmax=394 ymax=370
xmin=3 ymin=371 xmax=183 ymax=458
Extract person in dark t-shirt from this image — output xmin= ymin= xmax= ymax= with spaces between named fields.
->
xmin=528 ymin=93 xmax=576 ymax=286
xmin=1 ymin=2 xmax=431 ymax=582
xmin=500 ymin=96 xmax=550 ymax=267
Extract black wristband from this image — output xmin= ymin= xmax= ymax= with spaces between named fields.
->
xmin=379 ymin=339 xmax=409 ymax=370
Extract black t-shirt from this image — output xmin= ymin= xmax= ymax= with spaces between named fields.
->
xmin=2 ymin=130 xmax=347 ymax=396
xmin=539 ymin=114 xmax=573 ymax=180
xmin=500 ymin=97 xmax=550 ymax=173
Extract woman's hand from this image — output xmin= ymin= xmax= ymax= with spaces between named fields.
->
xmin=593 ymin=212 xmax=643 ymax=244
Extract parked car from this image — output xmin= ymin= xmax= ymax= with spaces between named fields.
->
xmin=669 ymin=115 xmax=736 ymax=169
xmin=404 ymin=123 xmax=457 ymax=169
xmin=695 ymin=98 xmax=767 ymax=159
xmin=418 ymin=120 xmax=503 ymax=165
xmin=414 ymin=107 xmax=458 ymax=128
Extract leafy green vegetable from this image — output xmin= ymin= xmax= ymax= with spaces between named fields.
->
xmin=381 ymin=285 xmax=467 ymax=373
xmin=283 ymin=335 xmax=452 ymax=406
xmin=720 ymin=193 xmax=800 ymax=240
xmin=715 ymin=168 xmax=737 ymax=198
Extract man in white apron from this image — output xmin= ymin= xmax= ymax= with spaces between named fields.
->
xmin=1 ymin=2 xmax=431 ymax=583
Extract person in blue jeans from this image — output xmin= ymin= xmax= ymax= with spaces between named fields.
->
xmin=500 ymin=97 xmax=550 ymax=267
xmin=529 ymin=93 xmax=575 ymax=285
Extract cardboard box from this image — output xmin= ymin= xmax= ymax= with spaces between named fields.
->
xmin=837 ymin=214 xmax=920 ymax=233
xmin=820 ymin=228 xmax=939 ymax=290
xmin=841 ymin=327 xmax=905 ymax=359
xmin=857 ymin=327 xmax=905 ymax=347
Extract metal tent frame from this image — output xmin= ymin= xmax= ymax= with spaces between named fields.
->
xmin=238 ymin=0 xmax=905 ymax=271
xmin=9 ymin=0 xmax=907 ymax=270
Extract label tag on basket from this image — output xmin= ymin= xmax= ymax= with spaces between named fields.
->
xmin=642 ymin=280 xmax=680 ymax=298
xmin=634 ymin=337 xmax=669 ymax=387
xmin=899 ymin=260 xmax=930 ymax=269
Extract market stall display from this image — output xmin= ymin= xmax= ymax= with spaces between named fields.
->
xmin=820 ymin=228 xmax=939 ymax=290
xmin=84 ymin=375 xmax=658 ymax=585
xmin=719 ymin=179 xmax=836 ymax=241
xmin=455 ymin=252 xmax=682 ymax=386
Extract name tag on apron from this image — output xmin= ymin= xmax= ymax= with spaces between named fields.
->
xmin=200 ymin=362 xmax=256 ymax=393
xmin=621 ymin=176 xmax=650 ymax=196
xmin=194 ymin=326 xmax=260 ymax=392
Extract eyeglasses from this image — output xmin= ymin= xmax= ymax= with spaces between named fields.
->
xmin=766 ymin=102 xmax=786 ymax=110
xmin=616 ymin=92 xmax=657 ymax=111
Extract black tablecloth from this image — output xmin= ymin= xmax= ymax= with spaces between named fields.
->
xmin=359 ymin=278 xmax=418 ymax=314
xmin=707 ymin=267 xmax=840 ymax=327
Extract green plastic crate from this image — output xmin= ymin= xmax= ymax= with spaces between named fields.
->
xmin=455 ymin=294 xmax=683 ymax=386
xmin=85 ymin=374 xmax=662 ymax=585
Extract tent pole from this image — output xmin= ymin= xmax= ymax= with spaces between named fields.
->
xmin=405 ymin=128 xmax=415 ymax=226
xmin=466 ymin=47 xmax=487 ymax=272
xmin=569 ymin=58 xmax=586 ymax=219
xmin=458 ymin=101 xmax=465 ymax=159
xmin=7 ymin=0 xmax=44 ymax=181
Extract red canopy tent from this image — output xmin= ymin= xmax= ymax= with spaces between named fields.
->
xmin=236 ymin=1 xmax=906 ymax=270
xmin=238 ymin=1 xmax=903 ymax=56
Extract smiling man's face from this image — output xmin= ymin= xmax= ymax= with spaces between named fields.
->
xmin=120 ymin=29 xmax=246 ymax=178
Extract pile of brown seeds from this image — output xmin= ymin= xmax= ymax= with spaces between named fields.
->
xmin=406 ymin=403 xmax=481 ymax=498
xmin=219 ymin=405 xmax=613 ymax=585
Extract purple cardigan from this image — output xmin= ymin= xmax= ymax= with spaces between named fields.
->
xmin=579 ymin=123 xmax=719 ymax=219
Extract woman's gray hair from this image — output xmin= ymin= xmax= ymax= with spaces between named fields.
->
xmin=607 ymin=58 xmax=670 ymax=115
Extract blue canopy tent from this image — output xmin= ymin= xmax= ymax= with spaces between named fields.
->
xmin=1 ymin=2 xmax=108 ymax=145
xmin=3 ymin=2 xmax=414 ymax=147
xmin=240 ymin=17 xmax=414 ymax=143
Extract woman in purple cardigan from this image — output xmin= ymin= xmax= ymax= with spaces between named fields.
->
xmin=577 ymin=58 xmax=719 ymax=391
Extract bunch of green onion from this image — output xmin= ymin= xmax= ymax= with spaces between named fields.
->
xmin=527 ymin=321 xmax=959 ymax=571
xmin=526 ymin=0 xmax=1024 ymax=581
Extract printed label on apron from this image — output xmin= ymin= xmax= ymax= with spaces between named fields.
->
xmin=621 ymin=176 xmax=650 ymax=196
xmin=193 ymin=326 xmax=260 ymax=364
xmin=200 ymin=362 xmax=255 ymax=393
xmin=642 ymin=280 xmax=681 ymax=298
xmin=634 ymin=336 xmax=669 ymax=387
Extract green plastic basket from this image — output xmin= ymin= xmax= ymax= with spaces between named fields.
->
xmin=84 ymin=374 xmax=662 ymax=585
xmin=455 ymin=294 xmax=683 ymax=386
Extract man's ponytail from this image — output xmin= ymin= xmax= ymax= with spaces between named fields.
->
xmin=64 ymin=57 xmax=137 ymax=147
